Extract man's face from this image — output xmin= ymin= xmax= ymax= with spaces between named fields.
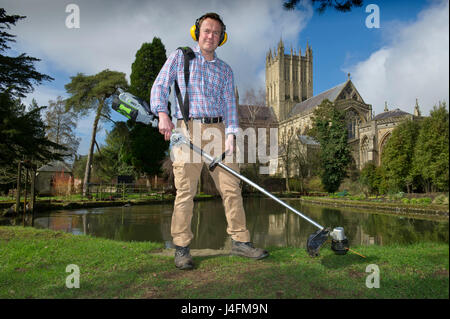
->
xmin=198 ymin=18 xmax=222 ymax=55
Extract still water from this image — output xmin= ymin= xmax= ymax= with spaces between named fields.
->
xmin=26 ymin=198 xmax=448 ymax=249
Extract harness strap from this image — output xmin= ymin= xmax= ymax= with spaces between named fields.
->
xmin=174 ymin=47 xmax=195 ymax=131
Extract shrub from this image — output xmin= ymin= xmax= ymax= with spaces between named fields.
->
xmin=338 ymin=178 xmax=363 ymax=196
xmin=305 ymin=176 xmax=324 ymax=192
xmin=288 ymin=179 xmax=303 ymax=192
xmin=350 ymin=194 xmax=365 ymax=200
xmin=417 ymin=197 xmax=432 ymax=205
xmin=432 ymin=194 xmax=449 ymax=205
xmin=359 ymin=161 xmax=382 ymax=195
xmin=387 ymin=192 xmax=405 ymax=201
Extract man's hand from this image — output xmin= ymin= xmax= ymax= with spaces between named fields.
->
xmin=158 ymin=112 xmax=174 ymax=141
xmin=225 ymin=134 xmax=235 ymax=155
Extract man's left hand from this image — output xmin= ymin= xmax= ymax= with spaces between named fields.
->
xmin=225 ymin=134 xmax=235 ymax=155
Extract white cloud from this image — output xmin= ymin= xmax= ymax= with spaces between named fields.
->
xmin=4 ymin=0 xmax=311 ymax=91
xmin=349 ymin=0 xmax=449 ymax=116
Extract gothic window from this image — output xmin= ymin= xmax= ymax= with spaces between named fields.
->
xmin=352 ymin=93 xmax=358 ymax=101
xmin=346 ymin=109 xmax=358 ymax=140
xmin=379 ymin=132 xmax=391 ymax=162
xmin=347 ymin=122 xmax=354 ymax=139
xmin=361 ymin=136 xmax=369 ymax=166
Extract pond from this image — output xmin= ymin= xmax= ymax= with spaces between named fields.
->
xmin=6 ymin=198 xmax=449 ymax=250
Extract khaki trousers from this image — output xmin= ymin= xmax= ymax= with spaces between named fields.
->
xmin=171 ymin=119 xmax=251 ymax=247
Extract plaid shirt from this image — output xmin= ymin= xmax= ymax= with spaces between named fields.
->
xmin=150 ymin=44 xmax=239 ymax=135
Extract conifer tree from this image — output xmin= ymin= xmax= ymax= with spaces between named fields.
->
xmin=127 ymin=38 xmax=169 ymax=184
xmin=0 ymin=9 xmax=64 ymax=186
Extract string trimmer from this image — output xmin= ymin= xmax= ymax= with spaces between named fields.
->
xmin=111 ymin=89 xmax=350 ymax=257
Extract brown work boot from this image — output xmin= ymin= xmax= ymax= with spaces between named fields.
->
xmin=231 ymin=240 xmax=269 ymax=260
xmin=174 ymin=245 xmax=194 ymax=270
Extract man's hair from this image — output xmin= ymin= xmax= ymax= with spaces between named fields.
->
xmin=198 ymin=12 xmax=225 ymax=33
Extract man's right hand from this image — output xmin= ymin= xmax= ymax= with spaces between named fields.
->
xmin=158 ymin=112 xmax=174 ymax=141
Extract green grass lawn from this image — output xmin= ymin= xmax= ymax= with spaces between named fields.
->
xmin=0 ymin=226 xmax=448 ymax=299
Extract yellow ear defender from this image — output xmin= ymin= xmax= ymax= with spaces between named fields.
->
xmin=190 ymin=15 xmax=228 ymax=47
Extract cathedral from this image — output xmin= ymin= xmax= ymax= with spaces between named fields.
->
xmin=237 ymin=39 xmax=423 ymax=176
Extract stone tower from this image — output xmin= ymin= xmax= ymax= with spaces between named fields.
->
xmin=414 ymin=98 xmax=421 ymax=116
xmin=265 ymin=38 xmax=313 ymax=121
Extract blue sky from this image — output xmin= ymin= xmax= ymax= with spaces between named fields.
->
xmin=299 ymin=0 xmax=432 ymax=93
xmin=3 ymin=0 xmax=448 ymax=155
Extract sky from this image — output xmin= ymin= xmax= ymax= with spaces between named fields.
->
xmin=2 ymin=0 xmax=449 ymax=156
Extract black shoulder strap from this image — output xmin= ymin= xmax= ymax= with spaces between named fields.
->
xmin=174 ymin=47 xmax=195 ymax=130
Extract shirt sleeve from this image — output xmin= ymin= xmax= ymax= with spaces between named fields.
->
xmin=150 ymin=50 xmax=180 ymax=115
xmin=222 ymin=68 xmax=239 ymax=136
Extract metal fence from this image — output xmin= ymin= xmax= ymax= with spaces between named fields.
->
xmin=87 ymin=183 xmax=169 ymax=200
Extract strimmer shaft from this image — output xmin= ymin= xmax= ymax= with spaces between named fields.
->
xmin=185 ymin=140 xmax=325 ymax=230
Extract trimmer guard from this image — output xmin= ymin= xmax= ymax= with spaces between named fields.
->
xmin=307 ymin=228 xmax=330 ymax=257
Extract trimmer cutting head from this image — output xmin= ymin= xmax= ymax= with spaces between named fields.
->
xmin=306 ymin=227 xmax=349 ymax=257
xmin=330 ymin=227 xmax=349 ymax=255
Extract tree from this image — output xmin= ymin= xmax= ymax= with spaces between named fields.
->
xmin=237 ymin=94 xmax=269 ymax=188
xmin=65 ymin=70 xmax=128 ymax=196
xmin=0 ymin=9 xmax=64 ymax=188
xmin=44 ymin=96 xmax=80 ymax=162
xmin=130 ymin=37 xmax=167 ymax=101
xmin=0 ymin=9 xmax=53 ymax=99
xmin=290 ymin=136 xmax=318 ymax=192
xmin=241 ymin=87 xmax=266 ymax=106
xmin=72 ymin=154 xmax=87 ymax=180
xmin=310 ymin=99 xmax=351 ymax=193
xmin=411 ymin=102 xmax=449 ymax=192
xmin=121 ymin=122 xmax=169 ymax=180
xmin=128 ymin=38 xmax=169 ymax=184
xmin=359 ymin=161 xmax=382 ymax=196
xmin=0 ymin=93 xmax=65 ymax=176
xmin=95 ymin=122 xmax=136 ymax=182
xmin=380 ymin=119 xmax=421 ymax=193
xmin=283 ymin=0 xmax=363 ymax=13
xmin=278 ymin=127 xmax=296 ymax=192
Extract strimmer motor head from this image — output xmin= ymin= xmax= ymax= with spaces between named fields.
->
xmin=306 ymin=227 xmax=349 ymax=257
xmin=329 ymin=227 xmax=349 ymax=255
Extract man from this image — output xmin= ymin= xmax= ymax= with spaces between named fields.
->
xmin=151 ymin=12 xmax=268 ymax=270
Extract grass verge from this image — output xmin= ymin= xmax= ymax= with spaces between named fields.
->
xmin=0 ymin=226 xmax=448 ymax=299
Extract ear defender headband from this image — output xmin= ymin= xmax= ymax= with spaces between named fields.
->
xmin=190 ymin=14 xmax=228 ymax=46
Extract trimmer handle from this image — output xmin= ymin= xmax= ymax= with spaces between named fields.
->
xmin=209 ymin=151 xmax=227 ymax=171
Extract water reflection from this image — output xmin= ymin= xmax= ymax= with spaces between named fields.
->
xmin=8 ymin=198 xmax=449 ymax=249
